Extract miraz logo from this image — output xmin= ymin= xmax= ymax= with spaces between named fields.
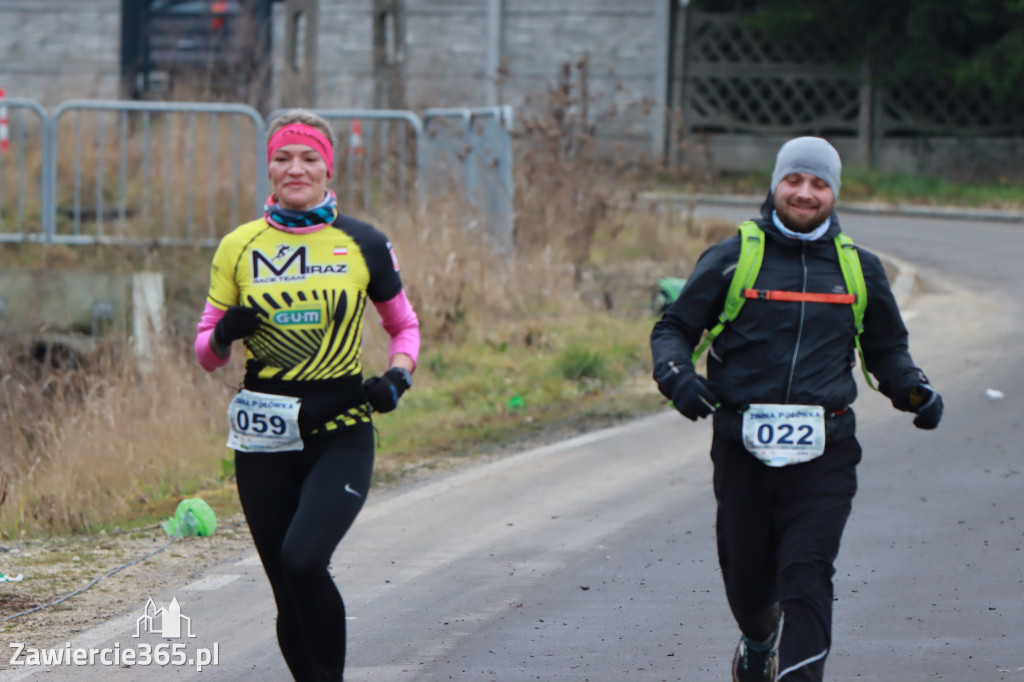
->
xmin=273 ymin=308 xmax=322 ymax=326
xmin=252 ymin=246 xmax=348 ymax=282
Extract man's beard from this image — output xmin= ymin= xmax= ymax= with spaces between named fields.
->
xmin=775 ymin=202 xmax=831 ymax=233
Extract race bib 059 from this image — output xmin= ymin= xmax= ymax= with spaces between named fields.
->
xmin=226 ymin=390 xmax=304 ymax=453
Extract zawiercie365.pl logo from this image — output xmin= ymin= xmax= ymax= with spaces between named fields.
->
xmin=9 ymin=596 xmax=220 ymax=672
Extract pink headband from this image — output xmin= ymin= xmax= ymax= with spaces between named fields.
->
xmin=267 ymin=123 xmax=334 ymax=177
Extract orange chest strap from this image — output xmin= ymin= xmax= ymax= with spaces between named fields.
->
xmin=743 ymin=289 xmax=856 ymax=305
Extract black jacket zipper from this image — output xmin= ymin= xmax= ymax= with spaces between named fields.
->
xmin=784 ymin=242 xmax=809 ymax=403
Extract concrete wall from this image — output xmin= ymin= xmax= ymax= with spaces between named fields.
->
xmin=0 ymin=269 xmax=131 ymax=336
xmin=278 ymin=0 xmax=666 ymax=153
xmin=2 ymin=1 xmax=668 ymax=155
xmin=0 ymin=0 xmax=122 ymax=104
xmin=3 ymin=2 xmax=1020 ymax=177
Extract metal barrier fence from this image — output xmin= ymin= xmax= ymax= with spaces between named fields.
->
xmin=0 ymin=99 xmax=515 ymax=249
xmin=45 ymin=100 xmax=267 ymax=246
xmin=0 ymin=97 xmax=47 ymax=241
xmin=424 ymin=106 xmax=516 ymax=255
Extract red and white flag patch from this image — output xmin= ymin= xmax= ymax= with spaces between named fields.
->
xmin=333 ymin=247 xmax=348 ymax=256
xmin=387 ymin=241 xmax=400 ymax=271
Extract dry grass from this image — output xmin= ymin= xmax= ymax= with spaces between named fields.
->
xmin=0 ymin=61 xmax=719 ymax=539
xmin=2 ymin=180 xmax=698 ymax=538
xmin=1 ymin=196 xmax=699 ymax=539
xmin=0 ymin=339 xmax=235 ymax=538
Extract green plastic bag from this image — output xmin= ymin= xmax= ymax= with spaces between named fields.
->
xmin=162 ymin=498 xmax=217 ymax=538
xmin=653 ymin=277 xmax=688 ymax=313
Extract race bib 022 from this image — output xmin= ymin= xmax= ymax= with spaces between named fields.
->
xmin=741 ymin=404 xmax=826 ymax=467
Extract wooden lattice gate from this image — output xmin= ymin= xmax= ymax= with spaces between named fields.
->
xmin=666 ymin=6 xmax=1024 ymax=180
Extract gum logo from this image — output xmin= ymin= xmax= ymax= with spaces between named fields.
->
xmin=273 ymin=309 xmax=322 ymax=326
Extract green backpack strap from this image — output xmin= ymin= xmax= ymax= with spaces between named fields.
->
xmin=691 ymin=221 xmax=764 ymax=364
xmin=834 ymin=233 xmax=878 ymax=391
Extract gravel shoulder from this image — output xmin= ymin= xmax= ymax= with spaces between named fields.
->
xmin=1 ymin=514 xmax=255 ymax=650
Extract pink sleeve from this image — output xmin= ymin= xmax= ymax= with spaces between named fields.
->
xmin=372 ymin=290 xmax=421 ymax=371
xmin=194 ymin=302 xmax=230 ymax=371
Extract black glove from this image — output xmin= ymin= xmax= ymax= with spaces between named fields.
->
xmin=214 ymin=306 xmax=261 ymax=347
xmin=670 ymin=375 xmax=719 ymax=421
xmin=909 ymin=384 xmax=943 ymax=430
xmin=363 ymin=367 xmax=413 ymax=413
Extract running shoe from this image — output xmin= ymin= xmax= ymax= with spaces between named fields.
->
xmin=732 ymin=613 xmax=783 ymax=682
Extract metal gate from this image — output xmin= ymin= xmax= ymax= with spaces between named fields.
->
xmin=0 ymin=99 xmax=516 ymax=251
xmin=424 ymin=106 xmax=516 ymax=255
xmin=44 ymin=100 xmax=267 ymax=246
xmin=0 ymin=97 xmax=47 ymax=241
xmin=120 ymin=0 xmax=274 ymax=109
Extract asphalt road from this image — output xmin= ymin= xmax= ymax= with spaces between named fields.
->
xmin=4 ymin=205 xmax=1022 ymax=681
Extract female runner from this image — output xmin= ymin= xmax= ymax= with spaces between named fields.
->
xmin=194 ymin=109 xmax=419 ymax=681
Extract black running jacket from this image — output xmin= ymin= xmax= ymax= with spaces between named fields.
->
xmin=650 ymin=196 xmax=929 ymax=442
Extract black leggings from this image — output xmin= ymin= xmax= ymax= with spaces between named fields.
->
xmin=712 ymin=432 xmax=860 ymax=681
xmin=235 ymin=423 xmax=374 ymax=682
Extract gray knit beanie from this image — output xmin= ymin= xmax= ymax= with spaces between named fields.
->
xmin=770 ymin=136 xmax=842 ymax=199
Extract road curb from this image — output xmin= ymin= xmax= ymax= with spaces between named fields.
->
xmin=881 ymin=253 xmax=918 ymax=309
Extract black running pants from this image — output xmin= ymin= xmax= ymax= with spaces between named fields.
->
xmin=235 ymin=423 xmax=374 ymax=682
xmin=712 ymin=432 xmax=861 ymax=681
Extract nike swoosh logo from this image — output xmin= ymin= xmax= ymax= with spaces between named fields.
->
xmin=344 ymin=483 xmax=362 ymax=498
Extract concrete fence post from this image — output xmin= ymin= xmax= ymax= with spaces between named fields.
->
xmin=132 ymin=272 xmax=165 ymax=375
